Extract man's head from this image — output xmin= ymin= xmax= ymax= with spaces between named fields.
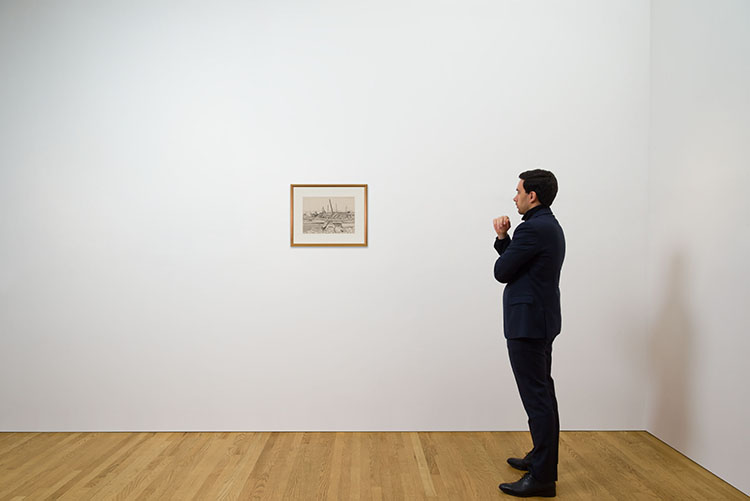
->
xmin=514 ymin=169 xmax=558 ymax=214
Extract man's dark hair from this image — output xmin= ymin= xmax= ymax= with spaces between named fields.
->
xmin=519 ymin=169 xmax=558 ymax=207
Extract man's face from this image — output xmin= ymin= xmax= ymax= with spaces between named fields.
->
xmin=513 ymin=179 xmax=533 ymax=215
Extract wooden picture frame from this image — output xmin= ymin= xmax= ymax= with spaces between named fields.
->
xmin=290 ymin=184 xmax=368 ymax=247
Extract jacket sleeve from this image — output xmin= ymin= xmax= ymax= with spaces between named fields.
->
xmin=493 ymin=222 xmax=538 ymax=283
xmin=494 ymin=235 xmax=511 ymax=255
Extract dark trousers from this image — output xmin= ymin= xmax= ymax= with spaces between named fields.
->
xmin=507 ymin=337 xmax=560 ymax=483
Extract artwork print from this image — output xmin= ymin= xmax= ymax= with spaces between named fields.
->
xmin=302 ymin=197 xmax=356 ymax=234
xmin=290 ymin=184 xmax=368 ymax=246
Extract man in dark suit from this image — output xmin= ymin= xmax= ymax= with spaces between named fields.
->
xmin=493 ymin=169 xmax=565 ymax=498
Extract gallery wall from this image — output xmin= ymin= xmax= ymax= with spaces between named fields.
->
xmin=647 ymin=0 xmax=750 ymax=494
xmin=0 ymin=0 xmax=651 ymax=432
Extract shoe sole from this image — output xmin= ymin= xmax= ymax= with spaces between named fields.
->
xmin=499 ymin=485 xmax=555 ymax=497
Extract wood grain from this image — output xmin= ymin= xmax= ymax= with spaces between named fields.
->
xmin=0 ymin=431 xmax=745 ymax=500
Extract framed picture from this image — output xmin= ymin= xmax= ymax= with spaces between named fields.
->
xmin=290 ymin=184 xmax=368 ymax=246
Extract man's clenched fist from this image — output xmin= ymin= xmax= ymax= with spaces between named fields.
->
xmin=493 ymin=216 xmax=511 ymax=239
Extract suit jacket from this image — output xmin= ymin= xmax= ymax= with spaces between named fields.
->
xmin=494 ymin=206 xmax=565 ymax=339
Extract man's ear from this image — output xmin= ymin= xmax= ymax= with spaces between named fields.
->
xmin=529 ymin=191 xmax=538 ymax=203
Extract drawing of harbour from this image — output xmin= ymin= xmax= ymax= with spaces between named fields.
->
xmin=302 ymin=197 xmax=355 ymax=234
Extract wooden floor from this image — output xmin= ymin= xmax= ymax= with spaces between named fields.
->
xmin=0 ymin=431 xmax=745 ymax=500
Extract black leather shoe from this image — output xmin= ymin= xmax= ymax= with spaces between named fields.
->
xmin=499 ymin=472 xmax=556 ymax=497
xmin=507 ymin=456 xmax=531 ymax=471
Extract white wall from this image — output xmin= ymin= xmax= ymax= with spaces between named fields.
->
xmin=0 ymin=0 xmax=651 ymax=432
xmin=647 ymin=0 xmax=750 ymax=494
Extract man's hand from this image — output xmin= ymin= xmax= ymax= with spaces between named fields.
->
xmin=493 ymin=216 xmax=511 ymax=239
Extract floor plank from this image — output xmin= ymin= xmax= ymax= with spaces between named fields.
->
xmin=0 ymin=431 xmax=745 ymax=500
